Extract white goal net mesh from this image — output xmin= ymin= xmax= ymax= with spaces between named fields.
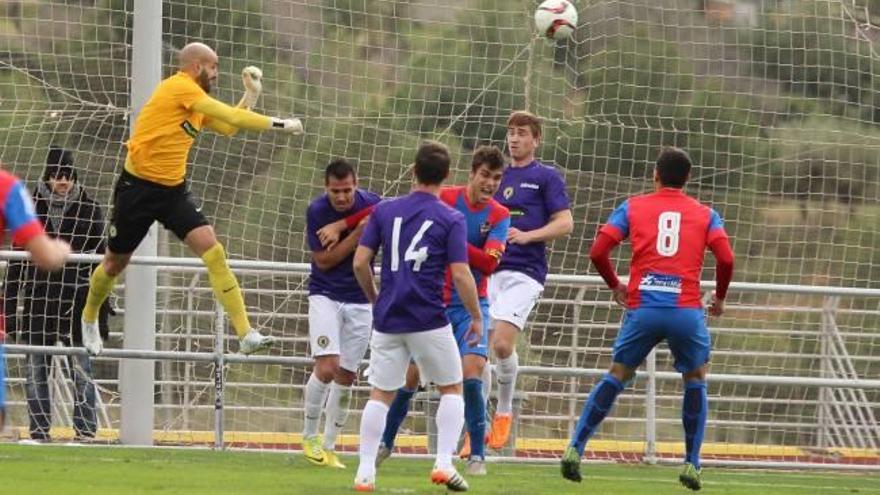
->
xmin=0 ymin=0 xmax=877 ymax=466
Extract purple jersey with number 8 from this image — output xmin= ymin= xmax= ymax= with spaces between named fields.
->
xmin=359 ymin=191 xmax=468 ymax=334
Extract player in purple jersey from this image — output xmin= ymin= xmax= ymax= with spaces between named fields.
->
xmin=0 ymin=165 xmax=71 ymax=430
xmin=302 ymin=159 xmax=381 ymax=469
xmin=374 ymin=146 xmax=509 ymax=476
xmin=487 ymin=111 xmax=573 ymax=449
xmin=352 ymin=141 xmax=483 ymax=493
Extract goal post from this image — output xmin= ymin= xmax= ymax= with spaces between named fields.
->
xmin=119 ymin=0 xmax=161 ymax=447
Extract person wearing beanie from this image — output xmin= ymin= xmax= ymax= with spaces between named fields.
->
xmin=3 ymin=146 xmax=110 ymax=442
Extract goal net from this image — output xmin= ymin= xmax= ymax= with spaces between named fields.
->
xmin=0 ymin=0 xmax=878 ymax=467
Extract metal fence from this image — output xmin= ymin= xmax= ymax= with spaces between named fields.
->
xmin=2 ymin=253 xmax=879 ymax=470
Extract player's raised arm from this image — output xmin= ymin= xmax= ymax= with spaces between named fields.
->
xmin=203 ymin=66 xmax=264 ymax=136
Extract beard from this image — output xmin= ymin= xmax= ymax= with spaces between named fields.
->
xmin=197 ymin=69 xmax=213 ymax=93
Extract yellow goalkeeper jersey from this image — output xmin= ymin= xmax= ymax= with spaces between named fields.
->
xmin=125 ymin=72 xmax=209 ymax=186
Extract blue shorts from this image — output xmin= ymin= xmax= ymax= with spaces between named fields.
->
xmin=612 ymin=307 xmax=710 ymax=373
xmin=0 ymin=345 xmax=6 ymax=412
xmin=447 ymin=300 xmax=490 ymax=358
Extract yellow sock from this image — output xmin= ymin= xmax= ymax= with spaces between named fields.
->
xmin=201 ymin=243 xmax=250 ymax=338
xmin=83 ymin=264 xmax=117 ymax=323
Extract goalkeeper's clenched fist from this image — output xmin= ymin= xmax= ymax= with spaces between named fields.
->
xmin=236 ymin=65 xmax=304 ymax=135
xmin=241 ymin=66 xmax=262 ymax=109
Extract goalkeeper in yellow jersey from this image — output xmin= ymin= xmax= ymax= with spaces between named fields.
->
xmin=80 ymin=42 xmax=303 ymax=356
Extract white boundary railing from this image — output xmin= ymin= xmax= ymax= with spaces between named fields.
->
xmin=2 ymin=250 xmax=879 ymax=470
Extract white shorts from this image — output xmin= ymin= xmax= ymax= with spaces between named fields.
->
xmin=488 ymin=270 xmax=544 ymax=331
xmin=308 ymin=295 xmax=373 ymax=372
xmin=367 ymin=325 xmax=463 ymax=391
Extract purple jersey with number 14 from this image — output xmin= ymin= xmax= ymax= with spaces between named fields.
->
xmin=359 ymin=191 xmax=468 ymax=334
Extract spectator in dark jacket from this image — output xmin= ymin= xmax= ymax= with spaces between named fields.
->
xmin=3 ymin=146 xmax=110 ymax=441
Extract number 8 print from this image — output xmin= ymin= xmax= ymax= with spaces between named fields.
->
xmin=656 ymin=211 xmax=681 ymax=256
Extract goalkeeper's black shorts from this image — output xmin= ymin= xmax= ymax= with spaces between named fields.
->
xmin=107 ymin=169 xmax=209 ymax=254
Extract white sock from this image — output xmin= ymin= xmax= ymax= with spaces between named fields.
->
xmin=356 ymin=400 xmax=389 ymax=481
xmin=435 ymin=394 xmax=465 ymax=470
xmin=496 ymin=353 xmax=518 ymax=414
xmin=322 ymin=381 xmax=352 ymax=451
xmin=482 ymin=361 xmax=493 ymax=407
xmin=303 ymin=373 xmax=330 ymax=439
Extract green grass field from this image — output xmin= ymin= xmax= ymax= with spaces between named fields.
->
xmin=0 ymin=445 xmax=877 ymax=495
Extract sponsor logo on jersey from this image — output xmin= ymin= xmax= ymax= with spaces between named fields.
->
xmin=480 ymin=221 xmax=492 ymax=236
xmin=638 ymin=272 xmax=682 ymax=293
xmin=519 ymin=182 xmax=540 ymax=190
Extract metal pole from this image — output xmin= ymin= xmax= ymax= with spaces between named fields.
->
xmin=818 ymin=296 xmax=834 ymax=449
xmin=183 ymin=274 xmax=200 ymax=430
xmin=567 ymin=287 xmax=587 ymax=437
xmin=120 ymin=0 xmax=160 ymax=446
xmin=214 ymin=303 xmax=226 ymax=450
xmin=644 ymin=348 xmax=657 ymax=464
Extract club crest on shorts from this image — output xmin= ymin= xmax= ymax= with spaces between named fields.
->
xmin=317 ymin=336 xmax=330 ymax=348
xmin=109 ymin=225 xmax=117 ymax=238
xmin=502 ymin=186 xmax=514 ymax=199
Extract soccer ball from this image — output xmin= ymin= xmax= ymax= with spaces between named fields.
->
xmin=534 ymin=0 xmax=579 ymax=40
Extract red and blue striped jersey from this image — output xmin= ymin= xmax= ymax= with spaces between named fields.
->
xmin=440 ymin=186 xmax=510 ymax=304
xmin=599 ymin=188 xmax=728 ymax=308
xmin=0 ymin=169 xmax=45 ymax=339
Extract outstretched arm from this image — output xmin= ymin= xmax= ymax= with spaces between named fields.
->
xmin=24 ymin=235 xmax=70 ymax=272
xmin=3 ymin=180 xmax=69 ymax=272
xmin=192 ymin=95 xmax=303 ymax=135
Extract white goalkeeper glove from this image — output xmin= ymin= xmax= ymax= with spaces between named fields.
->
xmin=271 ymin=117 xmax=304 ymax=135
xmin=241 ymin=66 xmax=263 ymax=109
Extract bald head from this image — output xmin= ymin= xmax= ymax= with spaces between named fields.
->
xmin=179 ymin=42 xmax=216 ymax=68
xmin=178 ymin=42 xmax=219 ymax=93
